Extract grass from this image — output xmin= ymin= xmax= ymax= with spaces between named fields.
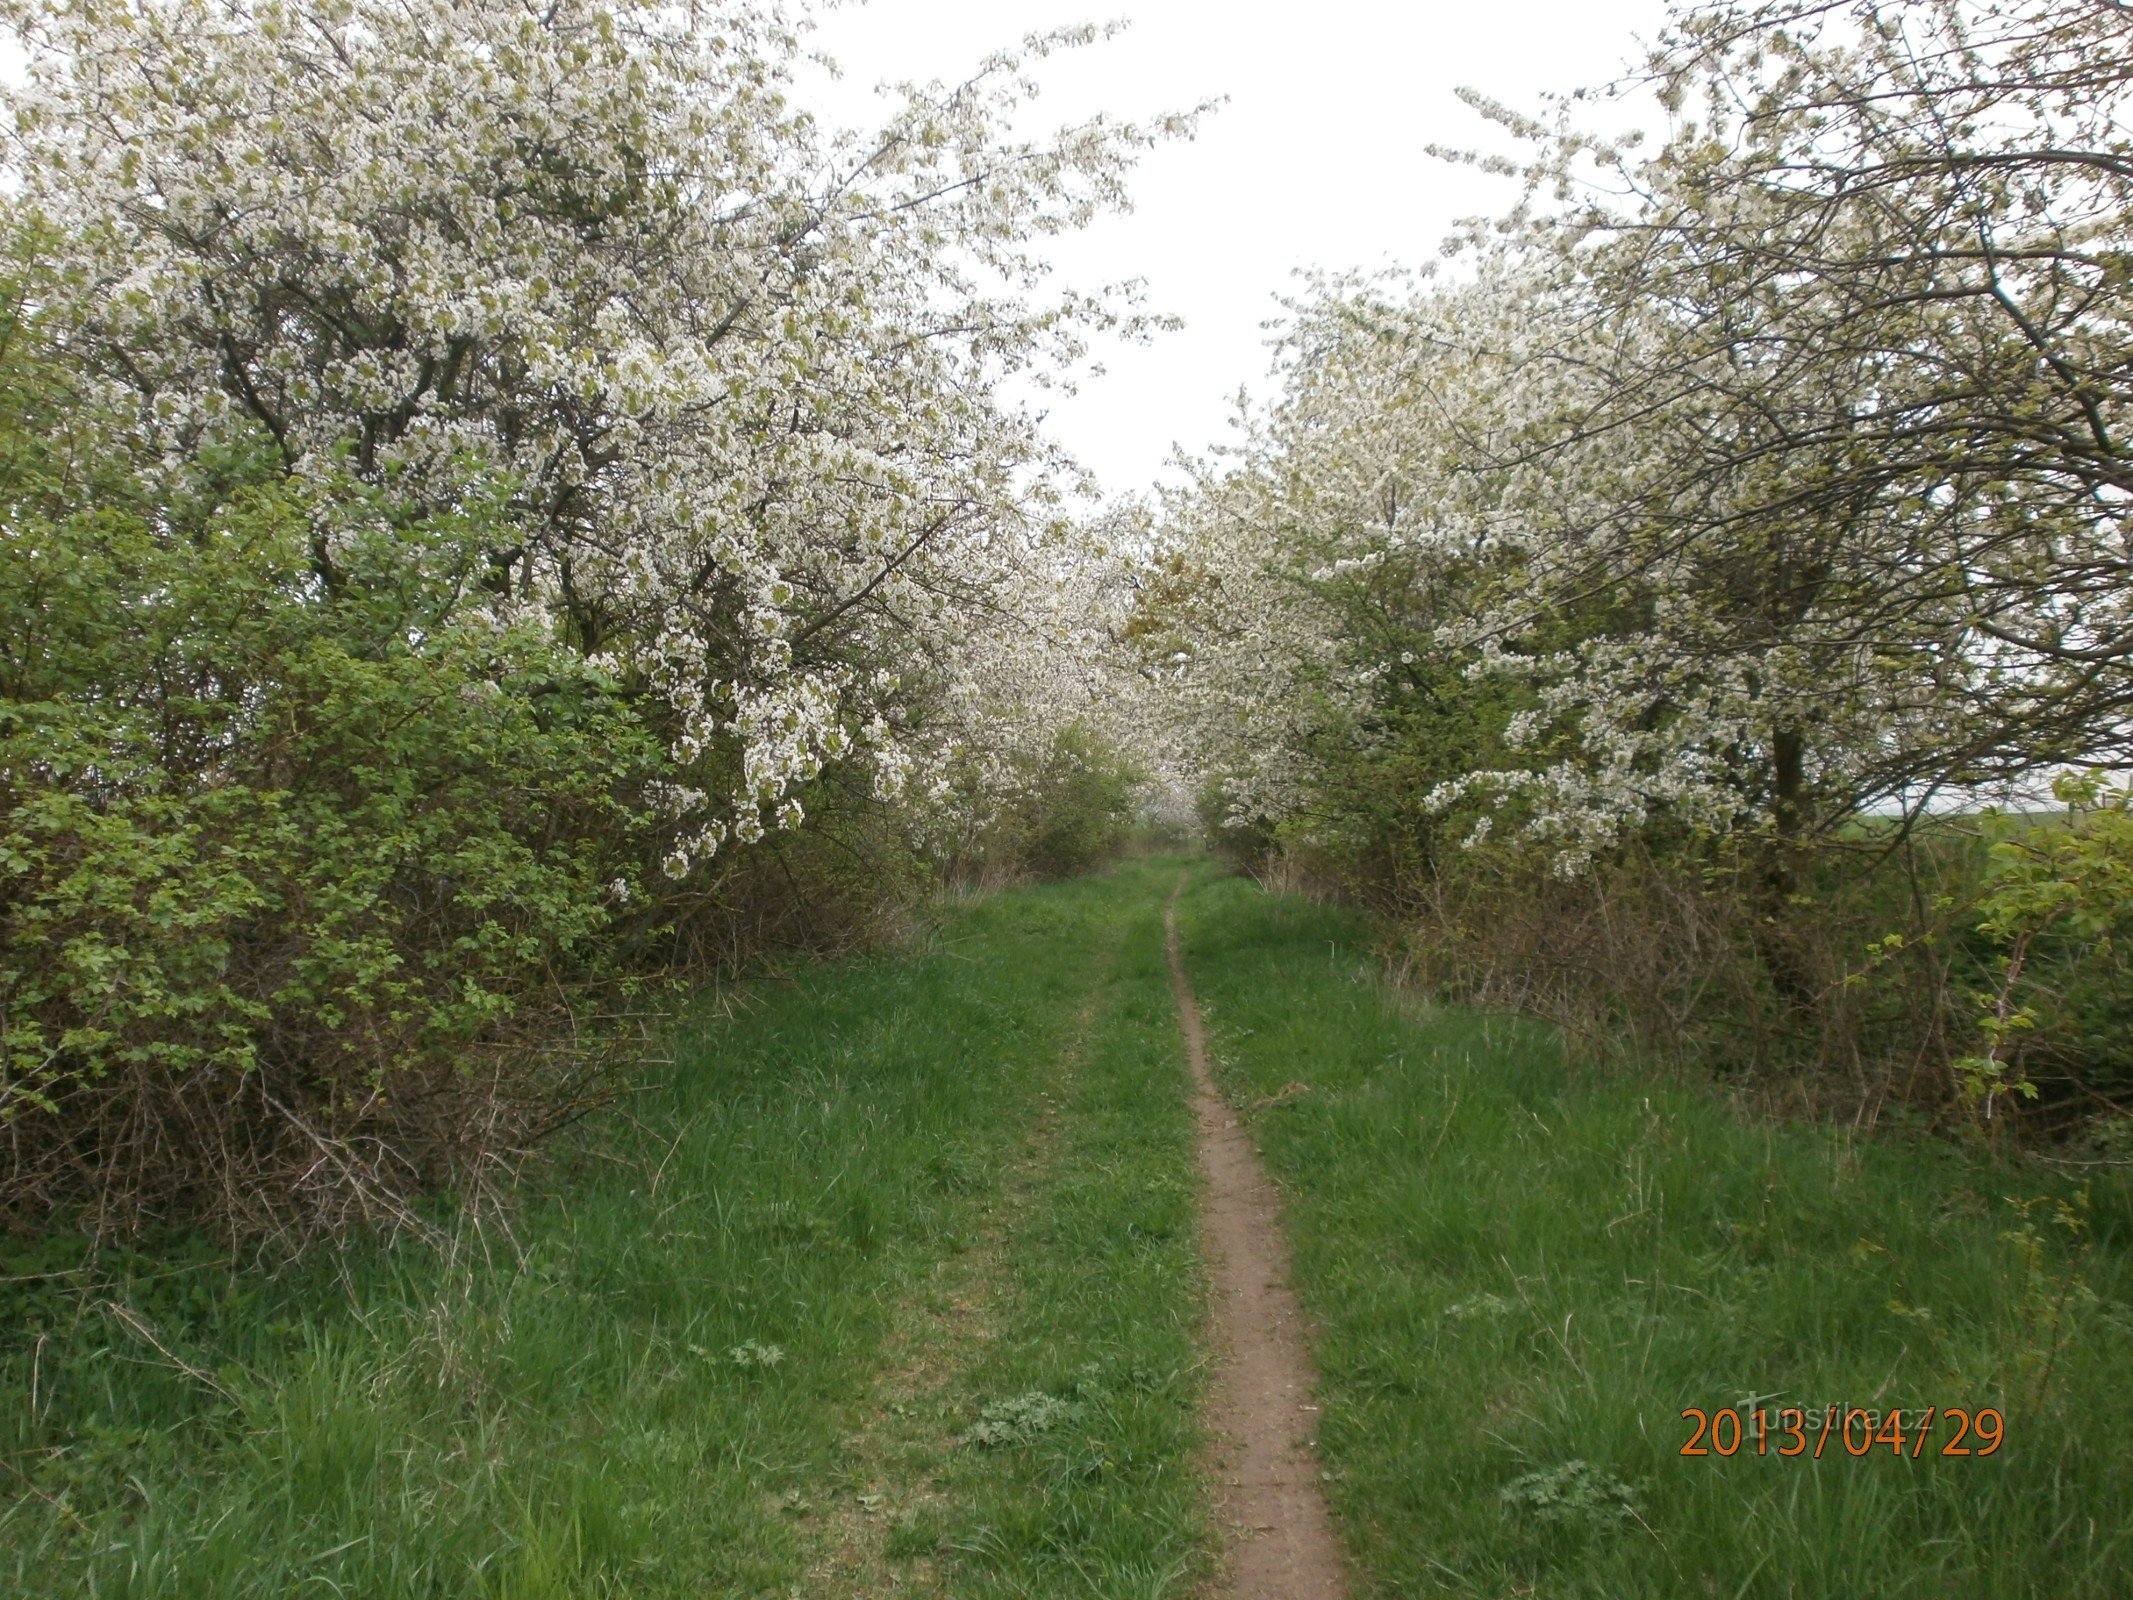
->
xmin=1176 ymin=865 xmax=2133 ymax=1598
xmin=0 ymin=859 xmax=1208 ymax=1599
xmin=10 ymin=855 xmax=2133 ymax=1598
xmin=799 ymin=863 xmax=1208 ymax=1599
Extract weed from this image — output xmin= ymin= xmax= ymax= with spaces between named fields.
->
xmin=1443 ymin=1293 xmax=1515 ymax=1322
xmin=1499 ymin=1460 xmax=1644 ymax=1530
xmin=725 ymin=1340 xmax=786 ymax=1371
xmin=964 ymin=1390 xmax=1083 ymax=1449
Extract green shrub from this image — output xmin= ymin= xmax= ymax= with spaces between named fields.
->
xmin=1961 ymin=778 xmax=2133 ymax=1124
xmin=1012 ymin=725 xmax=1146 ymax=880
xmin=0 ymin=445 xmax=672 ymax=1235
xmin=942 ymin=724 xmax=1146 ymax=886
xmin=0 ymin=265 xmax=950 ymax=1241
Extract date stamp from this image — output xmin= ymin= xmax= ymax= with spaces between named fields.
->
xmin=1680 ymin=1405 xmax=2004 ymax=1458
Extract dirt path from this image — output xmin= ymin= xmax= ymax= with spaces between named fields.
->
xmin=1166 ymin=877 xmax=1350 ymax=1600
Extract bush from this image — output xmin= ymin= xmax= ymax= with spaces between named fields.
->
xmin=1012 ymin=726 xmax=1147 ymax=880
xmin=940 ymin=724 xmax=1146 ymax=887
xmin=1960 ymin=779 xmax=2133 ymax=1125
xmin=1383 ymin=830 xmax=1982 ymax=1097
xmin=0 ymin=238 xmax=966 ymax=1243
xmin=0 ymin=435 xmax=675 ymax=1237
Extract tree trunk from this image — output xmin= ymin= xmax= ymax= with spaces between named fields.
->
xmin=1753 ymin=723 xmax=1818 ymax=1012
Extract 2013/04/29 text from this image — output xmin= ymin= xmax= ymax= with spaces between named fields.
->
xmin=1679 ymin=1407 xmax=2004 ymax=1458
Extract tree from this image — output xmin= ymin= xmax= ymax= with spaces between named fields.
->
xmin=0 ymin=0 xmax=1193 ymax=1234
xmin=1432 ymin=0 xmax=2133 ymax=861
xmin=3 ymin=0 xmax=1190 ymax=873
xmin=1149 ymin=0 xmax=2133 ymax=1050
xmin=1140 ymin=267 xmax=1566 ymax=874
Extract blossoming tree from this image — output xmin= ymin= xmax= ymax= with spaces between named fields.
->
xmin=4 ymin=0 xmax=1189 ymax=872
xmin=0 ymin=0 xmax=1188 ymax=1232
xmin=1157 ymin=0 xmax=2133 ymax=873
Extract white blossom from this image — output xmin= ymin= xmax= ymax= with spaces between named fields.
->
xmin=3 ymin=0 xmax=1194 ymax=863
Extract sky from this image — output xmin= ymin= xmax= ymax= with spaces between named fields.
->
xmin=799 ymin=0 xmax=1672 ymax=498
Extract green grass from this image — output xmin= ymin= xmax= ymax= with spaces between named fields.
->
xmin=803 ymin=863 xmax=1208 ymax=1599
xmin=12 ymin=857 xmax=2133 ymax=1598
xmin=0 ymin=859 xmax=1208 ymax=1598
xmin=1176 ymin=866 xmax=2133 ymax=1599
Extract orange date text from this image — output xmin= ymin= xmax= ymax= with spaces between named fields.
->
xmin=1678 ymin=1405 xmax=2004 ymax=1458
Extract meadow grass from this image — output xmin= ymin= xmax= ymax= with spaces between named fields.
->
xmin=13 ymin=856 xmax=2131 ymax=1599
xmin=0 ymin=860 xmax=1208 ymax=1599
xmin=821 ymin=865 xmax=1209 ymax=1599
xmin=1177 ymin=865 xmax=2133 ymax=1599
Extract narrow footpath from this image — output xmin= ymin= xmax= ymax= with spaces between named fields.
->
xmin=1166 ymin=877 xmax=1349 ymax=1600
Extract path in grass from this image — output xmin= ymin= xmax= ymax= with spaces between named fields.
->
xmin=800 ymin=929 xmax=1120 ymax=1593
xmin=1174 ymin=870 xmax=2133 ymax=1600
xmin=1165 ymin=879 xmax=1349 ymax=1599
xmin=14 ymin=860 xmax=2126 ymax=1598
xmin=2 ymin=862 xmax=1211 ymax=1599
xmin=779 ymin=865 xmax=1211 ymax=1600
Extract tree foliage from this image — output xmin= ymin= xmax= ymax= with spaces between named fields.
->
xmin=1147 ymin=0 xmax=2133 ymax=1112
xmin=4 ymin=0 xmax=1188 ymax=873
xmin=0 ymin=0 xmax=1179 ymax=1236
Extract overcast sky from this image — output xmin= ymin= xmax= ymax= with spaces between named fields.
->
xmin=801 ymin=0 xmax=1672 ymax=498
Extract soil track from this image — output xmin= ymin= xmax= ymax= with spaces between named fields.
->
xmin=1166 ymin=877 xmax=1349 ymax=1600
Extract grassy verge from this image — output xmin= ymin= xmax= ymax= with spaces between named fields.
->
xmin=807 ymin=863 xmax=1207 ymax=1599
xmin=1176 ymin=866 xmax=2133 ymax=1599
xmin=0 ymin=860 xmax=1207 ymax=1599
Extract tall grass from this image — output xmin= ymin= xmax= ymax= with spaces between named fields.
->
xmin=0 ymin=864 xmax=1209 ymax=1598
xmin=18 ymin=857 xmax=2115 ymax=1597
xmin=949 ymin=884 xmax=1208 ymax=1595
xmin=1178 ymin=867 xmax=2133 ymax=1599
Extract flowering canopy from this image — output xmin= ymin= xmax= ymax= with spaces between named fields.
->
xmin=4 ymin=0 xmax=1188 ymax=870
xmin=1152 ymin=0 xmax=2133 ymax=869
